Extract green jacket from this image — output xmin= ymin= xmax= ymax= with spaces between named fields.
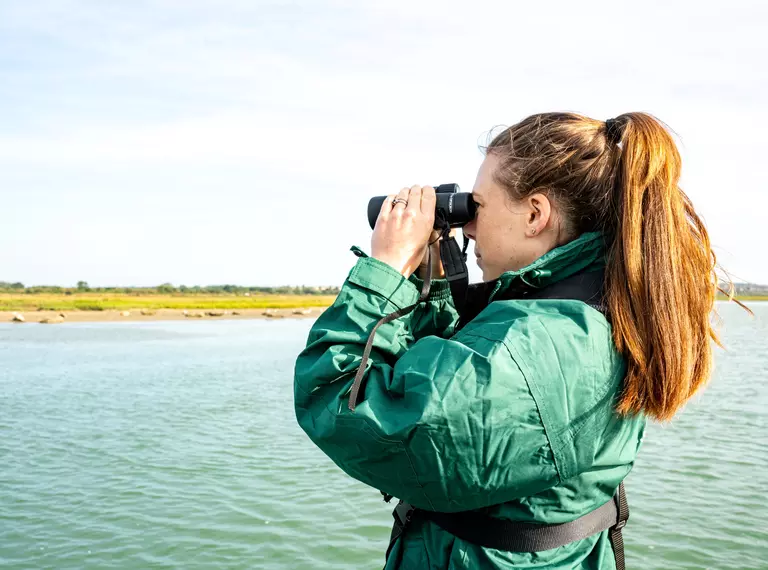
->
xmin=294 ymin=232 xmax=646 ymax=569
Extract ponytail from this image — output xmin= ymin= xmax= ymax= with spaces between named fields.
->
xmin=606 ymin=113 xmax=719 ymax=421
xmin=486 ymin=111 xmax=736 ymax=421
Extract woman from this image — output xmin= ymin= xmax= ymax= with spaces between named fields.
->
xmin=294 ymin=112 xmax=721 ymax=569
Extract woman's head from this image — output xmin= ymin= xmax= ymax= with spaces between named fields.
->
xmin=462 ymin=152 xmax=560 ymax=281
xmin=468 ymin=111 xmax=722 ymax=421
xmin=464 ymin=113 xmax=622 ymax=280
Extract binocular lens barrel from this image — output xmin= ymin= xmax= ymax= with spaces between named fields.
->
xmin=367 ymin=184 xmax=476 ymax=229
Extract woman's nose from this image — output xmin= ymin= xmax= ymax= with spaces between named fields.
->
xmin=463 ymin=219 xmax=476 ymax=241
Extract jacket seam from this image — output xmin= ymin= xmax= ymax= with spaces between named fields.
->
xmin=500 ymin=339 xmax=566 ymax=484
xmin=454 ymin=331 xmax=565 ymax=484
xmin=347 ymin=275 xmax=416 ymax=311
xmin=566 ymin=369 xmax=619 ymax=441
xmin=297 ymin=360 xmax=436 ymax=510
xmin=351 ymin=257 xmax=413 ymax=290
xmin=492 ymin=299 xmax=611 ymax=333
xmin=336 ymin=416 xmax=436 ymax=510
xmin=534 ymin=323 xmax=611 ymax=448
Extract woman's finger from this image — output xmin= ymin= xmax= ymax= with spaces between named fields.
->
xmin=378 ymin=194 xmax=397 ymax=223
xmin=392 ymin=186 xmax=410 ymax=212
xmin=406 ymin=185 xmax=422 ymax=215
xmin=421 ymin=185 xmax=436 ymax=216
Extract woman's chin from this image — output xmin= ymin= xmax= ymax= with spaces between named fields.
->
xmin=476 ymin=259 xmax=487 ymax=281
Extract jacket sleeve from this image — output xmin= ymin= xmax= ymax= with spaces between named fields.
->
xmin=294 ymin=256 xmax=559 ymax=512
xmin=406 ymin=274 xmax=459 ymax=340
xmin=350 ymin=245 xmax=459 ymax=340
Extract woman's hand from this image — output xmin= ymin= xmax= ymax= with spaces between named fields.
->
xmin=371 ymin=185 xmax=436 ymax=277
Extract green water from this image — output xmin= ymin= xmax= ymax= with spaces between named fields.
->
xmin=1 ymin=303 xmax=766 ymax=569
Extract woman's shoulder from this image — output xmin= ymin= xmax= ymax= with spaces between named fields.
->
xmin=456 ymin=297 xmax=613 ymax=350
xmin=455 ymin=298 xmax=628 ymax=478
xmin=456 ymin=298 xmax=621 ymax=401
xmin=462 ymin=296 xmax=619 ymax=376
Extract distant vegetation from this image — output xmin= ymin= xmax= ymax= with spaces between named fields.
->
xmin=0 ymin=281 xmax=340 ymax=296
xmin=0 ymin=280 xmax=765 ymax=312
xmin=0 ymin=294 xmax=337 ymax=312
xmin=717 ymin=281 xmax=768 ymax=301
xmin=0 ymin=281 xmax=340 ymax=312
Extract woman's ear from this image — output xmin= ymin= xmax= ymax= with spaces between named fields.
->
xmin=526 ymin=193 xmax=552 ymax=235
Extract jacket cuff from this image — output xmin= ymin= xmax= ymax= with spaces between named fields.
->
xmin=408 ymin=275 xmax=453 ymax=301
xmin=347 ymin=256 xmax=420 ymax=310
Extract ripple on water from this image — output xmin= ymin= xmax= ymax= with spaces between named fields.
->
xmin=1 ymin=310 xmax=767 ymax=569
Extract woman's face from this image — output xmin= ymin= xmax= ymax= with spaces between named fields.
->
xmin=462 ymin=153 xmax=558 ymax=281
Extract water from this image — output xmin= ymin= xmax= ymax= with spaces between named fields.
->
xmin=1 ymin=303 xmax=766 ymax=569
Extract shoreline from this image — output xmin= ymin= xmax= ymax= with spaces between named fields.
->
xmin=3 ymin=298 xmax=763 ymax=325
xmin=2 ymin=307 xmax=326 ymax=324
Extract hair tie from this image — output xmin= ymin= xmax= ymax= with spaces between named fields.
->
xmin=605 ymin=118 xmax=623 ymax=144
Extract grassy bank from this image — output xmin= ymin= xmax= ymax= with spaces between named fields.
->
xmin=1 ymin=292 xmax=764 ymax=313
xmin=0 ymin=293 xmax=337 ymax=312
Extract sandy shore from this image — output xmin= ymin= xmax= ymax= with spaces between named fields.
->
xmin=2 ymin=307 xmax=327 ymax=324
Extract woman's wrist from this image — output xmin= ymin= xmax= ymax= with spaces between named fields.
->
xmin=418 ymin=250 xmax=446 ymax=279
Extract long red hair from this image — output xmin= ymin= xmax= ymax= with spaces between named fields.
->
xmin=486 ymin=112 xmax=731 ymax=421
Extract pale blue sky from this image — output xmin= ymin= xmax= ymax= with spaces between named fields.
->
xmin=1 ymin=0 xmax=766 ymax=287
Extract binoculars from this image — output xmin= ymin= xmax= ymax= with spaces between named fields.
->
xmin=367 ymin=184 xmax=476 ymax=230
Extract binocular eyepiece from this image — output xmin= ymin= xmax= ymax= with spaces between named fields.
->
xmin=367 ymin=184 xmax=476 ymax=230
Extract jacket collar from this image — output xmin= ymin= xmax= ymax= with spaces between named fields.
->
xmin=488 ymin=231 xmax=606 ymax=302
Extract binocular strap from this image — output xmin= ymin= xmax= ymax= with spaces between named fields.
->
xmin=347 ymin=249 xmax=434 ymax=412
xmin=348 ymin=226 xmax=470 ymax=412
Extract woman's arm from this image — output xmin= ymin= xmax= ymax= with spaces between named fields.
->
xmin=351 ymin=245 xmax=460 ymax=340
xmin=294 ymin=256 xmax=558 ymax=512
xmin=406 ymin=275 xmax=459 ymax=340
xmin=407 ymin=228 xmax=460 ymax=339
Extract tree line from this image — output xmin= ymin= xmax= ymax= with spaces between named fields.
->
xmin=3 ymin=280 xmax=766 ymax=297
xmin=0 ymin=281 xmax=340 ymax=296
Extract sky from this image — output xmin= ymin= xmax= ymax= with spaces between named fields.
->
xmin=1 ymin=0 xmax=766 ymax=287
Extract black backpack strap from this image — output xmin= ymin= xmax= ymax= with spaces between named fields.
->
xmin=386 ymin=484 xmax=628 ymax=569
xmin=456 ymin=269 xmax=607 ymax=332
xmin=515 ymin=269 xmax=607 ymax=315
xmin=454 ymin=280 xmax=498 ymax=331
xmin=384 ymin=501 xmax=416 ymax=568
xmin=439 ymin=229 xmax=471 ymax=315
xmin=610 ymin=482 xmax=629 ymax=570
xmin=420 ymin=484 xmax=627 ymax=553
